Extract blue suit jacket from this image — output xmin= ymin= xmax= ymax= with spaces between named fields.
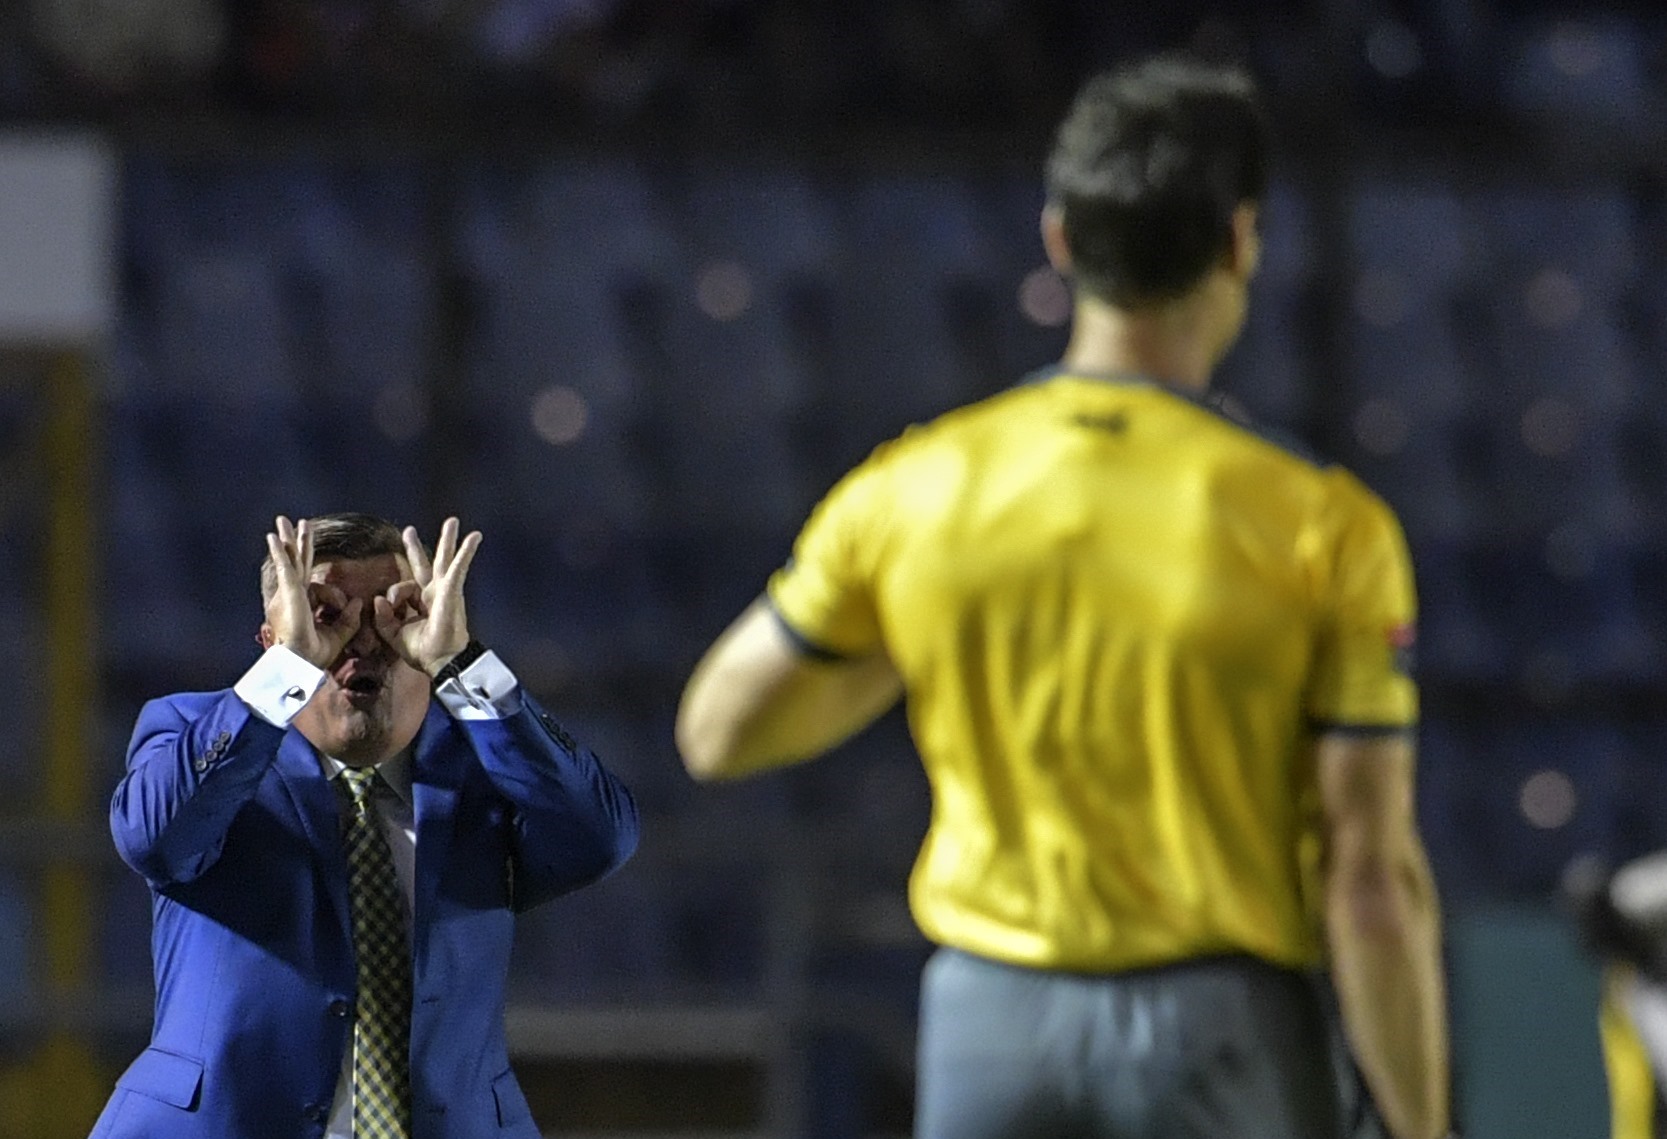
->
xmin=91 ymin=685 xmax=639 ymax=1139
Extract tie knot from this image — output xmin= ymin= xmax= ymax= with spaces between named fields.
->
xmin=339 ymin=766 xmax=378 ymax=806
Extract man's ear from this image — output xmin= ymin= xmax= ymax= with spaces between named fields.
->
xmin=1226 ymin=201 xmax=1261 ymax=280
xmin=257 ymin=623 xmax=275 ymax=650
xmin=1041 ymin=204 xmax=1073 ymax=276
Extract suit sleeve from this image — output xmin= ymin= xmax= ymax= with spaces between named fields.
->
xmin=109 ymin=691 xmax=288 ymax=887
xmin=456 ymin=695 xmax=640 ymax=911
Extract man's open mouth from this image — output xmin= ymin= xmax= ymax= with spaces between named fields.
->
xmin=342 ymin=674 xmax=384 ymax=697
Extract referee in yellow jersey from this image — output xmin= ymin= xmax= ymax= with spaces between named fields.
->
xmin=677 ymin=55 xmax=1453 ymax=1139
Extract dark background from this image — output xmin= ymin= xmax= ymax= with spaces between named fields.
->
xmin=0 ymin=1 xmax=1663 ymax=1135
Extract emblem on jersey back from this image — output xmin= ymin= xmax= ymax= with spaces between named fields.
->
xmin=1386 ymin=623 xmax=1416 ymax=676
xmin=1071 ymin=410 xmax=1129 ymax=434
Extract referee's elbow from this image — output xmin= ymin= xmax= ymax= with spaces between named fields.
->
xmin=674 ymin=692 xmax=743 ymax=782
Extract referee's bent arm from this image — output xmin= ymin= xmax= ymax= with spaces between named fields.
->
xmin=676 ymin=598 xmax=903 ymax=781
xmin=1319 ymin=730 xmax=1453 ymax=1139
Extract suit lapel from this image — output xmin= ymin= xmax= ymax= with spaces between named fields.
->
xmin=410 ymin=704 xmax=460 ymax=960
xmin=272 ymin=730 xmax=353 ymax=945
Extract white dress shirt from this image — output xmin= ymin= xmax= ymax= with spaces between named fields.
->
xmin=232 ymin=643 xmax=520 ymax=1137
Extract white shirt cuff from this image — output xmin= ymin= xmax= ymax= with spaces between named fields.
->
xmin=433 ymin=650 xmax=522 ymax=721
xmin=233 ymin=644 xmax=328 ymax=727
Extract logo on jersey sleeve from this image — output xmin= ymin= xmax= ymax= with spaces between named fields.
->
xmin=1386 ymin=623 xmax=1416 ymax=676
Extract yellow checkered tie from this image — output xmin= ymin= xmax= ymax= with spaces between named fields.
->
xmin=338 ymin=767 xmax=413 ymax=1139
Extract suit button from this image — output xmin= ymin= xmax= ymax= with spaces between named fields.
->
xmin=193 ymin=757 xmax=209 ymax=773
xmin=216 ymin=731 xmax=231 ymax=745
xmin=328 ymin=999 xmax=350 ymax=1018
xmin=304 ymin=1103 xmax=328 ymax=1124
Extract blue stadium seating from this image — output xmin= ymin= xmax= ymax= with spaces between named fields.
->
xmin=824 ymin=175 xmax=999 ymax=449
xmin=684 ymin=165 xmax=840 ymax=284
xmin=1411 ymin=537 xmax=1515 ymax=688
xmin=1415 ymin=717 xmax=1490 ymax=900
xmin=1217 ymin=182 xmax=1317 ymax=429
xmin=1610 ymin=719 xmax=1667 ymax=864
xmin=1500 ymin=15 xmax=1659 ymax=132
xmin=1344 ymin=180 xmax=1479 ymax=420
xmin=102 ymin=396 xmax=329 ymax=680
xmin=1469 ymin=186 xmax=1637 ymax=414
xmin=1466 ymin=720 xmax=1626 ymax=896
xmin=0 ymin=870 xmax=33 ymax=1004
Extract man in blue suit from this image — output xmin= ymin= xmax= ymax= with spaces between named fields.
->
xmin=91 ymin=512 xmax=640 ymax=1139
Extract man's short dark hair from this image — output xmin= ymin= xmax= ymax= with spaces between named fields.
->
xmin=1045 ymin=56 xmax=1269 ymax=308
xmin=258 ymin=512 xmax=405 ymax=604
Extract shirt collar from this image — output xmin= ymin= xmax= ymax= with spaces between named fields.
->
xmin=1025 ymin=364 xmax=1214 ymax=403
xmin=320 ymin=749 xmax=414 ymax=806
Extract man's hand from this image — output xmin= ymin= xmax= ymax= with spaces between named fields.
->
xmin=264 ymin=516 xmax=364 ymax=669
xmin=373 ymin=516 xmax=483 ymax=677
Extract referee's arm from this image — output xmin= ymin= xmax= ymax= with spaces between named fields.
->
xmin=1318 ymin=730 xmax=1453 ymax=1139
xmin=676 ymin=598 xmax=903 ymax=781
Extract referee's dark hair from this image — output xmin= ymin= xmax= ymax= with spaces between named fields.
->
xmin=1045 ymin=55 xmax=1269 ymax=308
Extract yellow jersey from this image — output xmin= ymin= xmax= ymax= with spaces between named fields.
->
xmin=767 ymin=370 xmax=1419 ymax=972
xmin=1603 ymin=968 xmax=1662 ymax=1139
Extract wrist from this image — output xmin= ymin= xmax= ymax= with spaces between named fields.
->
xmin=272 ymin=638 xmax=331 ymax=671
xmin=429 ymin=639 xmax=487 ymax=685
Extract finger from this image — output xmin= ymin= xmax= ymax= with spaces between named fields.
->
xmin=265 ymin=533 xmax=295 ymax=590
xmin=385 ymin=579 xmax=421 ymax=604
xmin=337 ymin=596 xmax=365 ymax=640
xmin=433 ymin=517 xmax=460 ymax=577
xmin=384 ymin=579 xmax=424 ymax=617
xmin=308 ymin=581 xmax=350 ymax=623
xmin=442 ymin=530 xmax=483 ymax=588
xmin=403 ymin=525 xmax=433 ymax=587
xmin=296 ymin=518 xmax=313 ymax=576
xmin=274 ymin=517 xmax=297 ymax=566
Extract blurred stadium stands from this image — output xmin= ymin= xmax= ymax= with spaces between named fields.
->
xmin=3 ymin=0 xmax=1667 ymax=1136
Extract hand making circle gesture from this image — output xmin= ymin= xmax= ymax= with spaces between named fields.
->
xmin=264 ymin=516 xmax=365 ymax=669
xmin=373 ymin=516 xmax=483 ymax=678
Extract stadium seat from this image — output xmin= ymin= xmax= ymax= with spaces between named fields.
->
xmin=102 ymin=395 xmax=330 ymax=681
xmin=821 ymin=176 xmax=999 ymax=453
xmin=1609 ymin=718 xmax=1667 ymax=865
xmin=1344 ymin=180 xmax=1480 ymax=421
xmin=0 ymin=871 xmax=32 ymax=1004
xmin=1468 ymin=185 xmax=1638 ymax=415
xmin=1415 ymin=716 xmax=1492 ymax=901
xmin=1411 ymin=535 xmax=1514 ymax=688
xmin=1466 ymin=525 xmax=1659 ymax=701
xmin=1500 ymin=15 xmax=1659 ymax=132
xmin=1217 ymin=181 xmax=1318 ymax=429
xmin=0 ymin=600 xmax=41 ymax=801
xmin=1469 ymin=719 xmax=1626 ymax=895
xmin=684 ymin=165 xmax=840 ymax=285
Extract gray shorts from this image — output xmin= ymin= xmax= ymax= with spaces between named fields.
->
xmin=915 ymin=948 xmax=1346 ymax=1139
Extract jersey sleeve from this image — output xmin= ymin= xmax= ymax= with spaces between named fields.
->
xmin=1304 ymin=475 xmax=1420 ymax=732
xmin=765 ymin=450 xmax=891 ymax=659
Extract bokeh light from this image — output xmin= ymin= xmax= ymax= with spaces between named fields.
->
xmin=530 ymin=385 xmax=589 ymax=446
xmin=1519 ymin=769 xmax=1578 ymax=830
